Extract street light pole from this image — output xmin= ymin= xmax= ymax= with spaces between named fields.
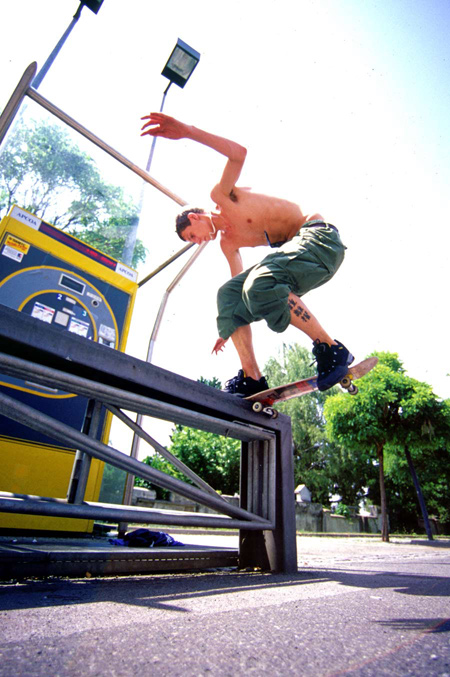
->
xmin=32 ymin=1 xmax=105 ymax=90
xmin=120 ymin=81 xmax=172 ymax=267
xmin=145 ymin=82 xmax=172 ymax=175
xmin=121 ymin=39 xmax=200 ymax=267
xmin=118 ymin=42 xmax=200 ymax=529
xmin=33 ymin=4 xmax=83 ymax=89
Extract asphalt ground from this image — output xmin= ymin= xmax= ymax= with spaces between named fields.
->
xmin=1 ymin=535 xmax=449 ymax=676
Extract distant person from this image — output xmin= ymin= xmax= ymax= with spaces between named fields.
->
xmin=141 ymin=112 xmax=354 ymax=396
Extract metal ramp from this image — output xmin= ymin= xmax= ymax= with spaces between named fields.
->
xmin=0 ymin=306 xmax=297 ymax=575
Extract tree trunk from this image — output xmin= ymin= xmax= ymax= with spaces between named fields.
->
xmin=376 ymin=442 xmax=389 ymax=542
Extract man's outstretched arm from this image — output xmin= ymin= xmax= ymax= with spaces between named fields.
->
xmin=141 ymin=112 xmax=247 ymax=197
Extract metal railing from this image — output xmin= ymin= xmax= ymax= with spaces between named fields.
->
xmin=0 ymin=353 xmax=275 ymax=530
xmin=0 ymin=304 xmax=298 ymax=571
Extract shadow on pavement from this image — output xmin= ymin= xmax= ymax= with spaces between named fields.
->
xmin=1 ymin=560 xmax=449 ymax=613
xmin=375 ymin=617 xmax=450 ymax=633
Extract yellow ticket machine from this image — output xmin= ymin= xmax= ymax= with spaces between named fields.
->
xmin=0 ymin=206 xmax=138 ymax=532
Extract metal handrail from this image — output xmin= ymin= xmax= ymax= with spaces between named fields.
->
xmin=0 ymin=390 xmax=270 ymax=525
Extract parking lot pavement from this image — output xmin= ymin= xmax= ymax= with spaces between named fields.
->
xmin=0 ymin=535 xmax=449 ymax=676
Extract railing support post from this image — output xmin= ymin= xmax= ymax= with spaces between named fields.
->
xmin=239 ymin=431 xmax=297 ymax=572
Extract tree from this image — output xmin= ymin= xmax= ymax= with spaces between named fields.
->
xmin=136 ymin=376 xmax=241 ymax=498
xmin=134 ymin=453 xmax=174 ymax=500
xmin=324 ymin=352 xmax=450 ymax=541
xmin=137 ymin=426 xmax=241 ymax=498
xmin=0 ymin=119 xmax=147 ymax=267
xmin=168 ymin=425 xmax=241 ymax=495
xmin=98 ymin=463 xmax=127 ymax=504
xmin=198 ymin=376 xmax=223 ymax=390
xmin=382 ymin=382 xmax=450 ymax=534
xmin=263 ymin=343 xmax=373 ymax=506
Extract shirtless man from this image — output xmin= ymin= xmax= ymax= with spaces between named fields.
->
xmin=141 ymin=112 xmax=354 ymax=395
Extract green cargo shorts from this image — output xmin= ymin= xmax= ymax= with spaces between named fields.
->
xmin=217 ymin=223 xmax=346 ymax=340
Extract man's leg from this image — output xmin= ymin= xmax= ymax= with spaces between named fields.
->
xmin=230 ymin=324 xmax=262 ymax=380
xmin=287 ymin=292 xmax=354 ymax=390
xmin=228 ymin=293 xmax=340 ymax=387
xmin=222 ymin=324 xmax=268 ymax=395
xmin=237 ymin=225 xmax=353 ymax=392
xmin=287 ymin=293 xmax=335 ymax=344
xmin=216 ymin=271 xmax=268 ymax=395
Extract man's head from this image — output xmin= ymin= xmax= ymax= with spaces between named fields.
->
xmin=175 ymin=207 xmax=218 ymax=244
xmin=175 ymin=207 xmax=205 ymax=240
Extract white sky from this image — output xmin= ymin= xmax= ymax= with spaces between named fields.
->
xmin=1 ymin=0 xmax=449 ymax=437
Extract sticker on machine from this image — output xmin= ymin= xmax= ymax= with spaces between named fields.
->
xmin=115 ymin=262 xmax=138 ymax=282
xmin=5 ymin=234 xmax=30 ymax=254
xmin=99 ymin=324 xmax=116 ymax=343
xmin=2 ymin=245 xmax=24 ymax=262
xmin=68 ymin=317 xmax=90 ymax=337
xmin=31 ymin=301 xmax=55 ymax=324
xmin=10 ymin=206 xmax=41 ymax=230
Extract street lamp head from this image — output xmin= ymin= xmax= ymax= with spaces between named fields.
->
xmin=161 ymin=39 xmax=200 ymax=89
xmin=80 ymin=0 xmax=104 ymax=14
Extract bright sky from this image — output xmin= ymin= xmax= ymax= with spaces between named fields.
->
xmin=2 ymin=0 xmax=449 ymax=425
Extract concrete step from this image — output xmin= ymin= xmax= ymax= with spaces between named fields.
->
xmin=0 ymin=536 xmax=239 ymax=579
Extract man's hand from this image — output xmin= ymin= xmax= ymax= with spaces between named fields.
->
xmin=212 ymin=337 xmax=228 ymax=355
xmin=141 ymin=113 xmax=189 ymax=140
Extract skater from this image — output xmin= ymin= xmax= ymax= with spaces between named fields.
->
xmin=141 ymin=112 xmax=353 ymax=395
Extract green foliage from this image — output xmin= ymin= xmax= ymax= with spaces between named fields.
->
xmin=98 ymin=463 xmax=127 ymax=504
xmin=168 ymin=425 xmax=240 ymax=495
xmin=324 ymin=351 xmax=450 ymax=532
xmin=135 ymin=375 xmax=240 ymax=497
xmin=197 ymin=376 xmax=222 ymax=389
xmin=135 ymin=454 xmax=173 ymax=500
xmin=334 ymin=503 xmax=351 ymax=518
xmin=374 ymin=444 xmax=450 ymax=530
xmin=136 ymin=426 xmax=240 ymax=498
xmin=264 ymin=343 xmax=367 ymax=505
xmin=0 ymin=119 xmax=147 ymax=267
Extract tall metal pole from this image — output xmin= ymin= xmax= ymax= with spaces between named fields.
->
xmin=145 ymin=83 xmax=172 ymax=176
xmin=119 ymin=78 xmax=181 ymax=531
xmin=117 ymin=40 xmax=200 ymax=529
xmin=121 ymin=82 xmax=172 ymax=266
xmin=32 ymin=3 xmax=84 ymax=90
xmin=404 ymin=445 xmax=434 ymax=541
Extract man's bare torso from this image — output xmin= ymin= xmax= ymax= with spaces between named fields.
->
xmin=213 ymin=185 xmax=323 ymax=250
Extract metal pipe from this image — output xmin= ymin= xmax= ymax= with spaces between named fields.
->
xmin=26 ymin=87 xmax=187 ymax=206
xmin=138 ymin=243 xmax=194 ymax=288
xmin=32 ymin=4 xmax=83 ymax=90
xmin=0 ymin=390 xmax=272 ymax=525
xmin=0 ymin=62 xmax=37 ymax=145
xmin=69 ymin=449 xmax=92 ymax=504
xmin=125 ymin=225 xmax=208 ymax=514
xmin=0 ymin=493 xmax=271 ymax=530
xmin=120 ymin=80 xmax=172 ymax=265
xmin=146 ymin=241 xmax=208 ymax=363
xmin=106 ymin=404 xmax=222 ymax=499
xmin=267 ymin=439 xmax=277 ymax=524
xmin=73 ymin=400 xmax=102 ymax=504
xmin=0 ymin=353 xmax=274 ymax=442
